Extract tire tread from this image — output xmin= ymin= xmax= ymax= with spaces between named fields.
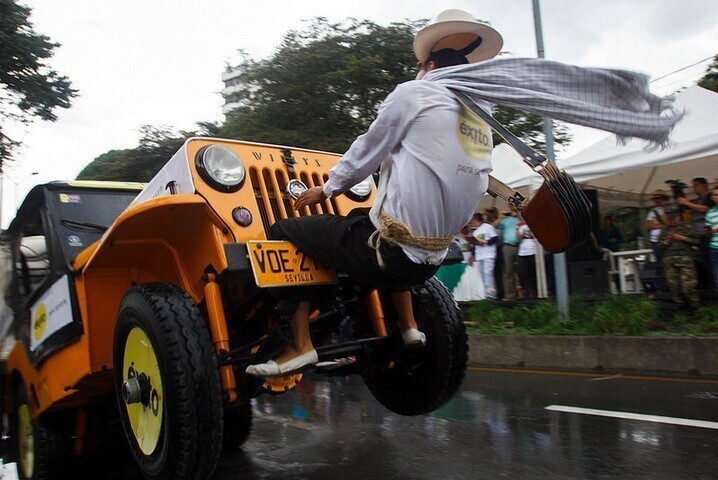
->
xmin=116 ymin=283 xmax=223 ymax=480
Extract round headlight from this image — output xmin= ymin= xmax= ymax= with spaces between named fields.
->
xmin=195 ymin=145 xmax=246 ymax=192
xmin=346 ymin=176 xmax=373 ymax=202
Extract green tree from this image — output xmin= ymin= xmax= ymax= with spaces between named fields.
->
xmin=219 ymin=17 xmax=570 ymax=154
xmin=0 ymin=0 xmax=77 ymax=164
xmin=492 ymin=107 xmax=571 ymax=156
xmin=698 ymin=55 xmax=718 ymax=93
xmin=76 ymin=125 xmax=213 ymax=181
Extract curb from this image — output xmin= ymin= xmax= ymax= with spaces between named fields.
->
xmin=468 ymin=334 xmax=718 ymax=376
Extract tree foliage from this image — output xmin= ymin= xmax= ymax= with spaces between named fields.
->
xmin=698 ymin=54 xmax=718 ymax=93
xmin=0 ymin=0 xmax=77 ymax=164
xmin=492 ymin=107 xmax=571 ymax=156
xmin=218 ymin=17 xmax=570 ymax=155
xmin=218 ymin=18 xmax=423 ymax=153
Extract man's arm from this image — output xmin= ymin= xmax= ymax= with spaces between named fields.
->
xmin=676 ymin=196 xmax=710 ymax=213
xmin=321 ymin=82 xmax=423 ymax=199
xmin=668 ymin=228 xmax=699 ymax=246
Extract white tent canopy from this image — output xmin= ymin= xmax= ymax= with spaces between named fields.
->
xmin=477 ymin=143 xmax=541 ymax=211
xmin=557 ymin=85 xmax=718 ymax=208
xmin=483 ymin=86 xmax=718 ymax=211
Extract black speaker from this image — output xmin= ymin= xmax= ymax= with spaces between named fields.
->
xmin=566 ymin=189 xmax=602 ymax=262
xmin=568 ymin=260 xmax=609 ymax=294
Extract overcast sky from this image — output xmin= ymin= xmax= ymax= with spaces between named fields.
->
xmin=3 ymin=0 xmax=717 ymax=224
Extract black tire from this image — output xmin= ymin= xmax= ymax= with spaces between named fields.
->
xmin=114 ymin=283 xmax=223 ymax=480
xmin=13 ymin=383 xmax=68 ymax=480
xmin=221 ymin=397 xmax=252 ymax=454
xmin=363 ymin=277 xmax=468 ymax=416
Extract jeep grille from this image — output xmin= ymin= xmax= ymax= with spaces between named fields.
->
xmin=249 ymin=167 xmax=340 ymax=234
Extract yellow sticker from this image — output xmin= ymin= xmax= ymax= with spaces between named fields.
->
xmin=33 ymin=303 xmax=47 ymax=341
xmin=456 ymin=107 xmax=492 ymax=162
xmin=59 ymin=193 xmax=82 ymax=204
xmin=123 ymin=327 xmax=163 ymax=455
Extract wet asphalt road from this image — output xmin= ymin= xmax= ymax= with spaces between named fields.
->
xmin=214 ymin=369 xmax=718 ymax=480
xmin=3 ymin=368 xmax=717 ymax=479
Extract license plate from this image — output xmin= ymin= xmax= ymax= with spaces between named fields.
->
xmin=246 ymin=240 xmax=337 ymax=288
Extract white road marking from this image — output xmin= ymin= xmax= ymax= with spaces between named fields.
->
xmin=545 ymin=405 xmax=718 ymax=430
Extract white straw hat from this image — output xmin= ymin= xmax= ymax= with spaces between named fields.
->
xmin=413 ymin=9 xmax=503 ymax=64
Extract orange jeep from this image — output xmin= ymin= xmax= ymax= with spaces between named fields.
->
xmin=0 ymin=138 xmax=467 ymax=480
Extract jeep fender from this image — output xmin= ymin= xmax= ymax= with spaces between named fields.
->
xmin=75 ymin=194 xmax=234 ymax=372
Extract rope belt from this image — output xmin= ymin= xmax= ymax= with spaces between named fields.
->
xmin=367 ymin=211 xmax=454 ymax=268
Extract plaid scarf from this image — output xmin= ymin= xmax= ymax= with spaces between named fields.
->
xmin=426 ymin=57 xmax=683 ymax=148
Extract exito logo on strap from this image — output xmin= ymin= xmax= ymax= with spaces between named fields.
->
xmin=33 ymin=303 xmax=47 ymax=340
xmin=457 ymin=108 xmax=491 ymax=160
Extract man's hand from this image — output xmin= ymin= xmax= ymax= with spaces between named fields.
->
xmin=294 ymin=186 xmax=326 ymax=211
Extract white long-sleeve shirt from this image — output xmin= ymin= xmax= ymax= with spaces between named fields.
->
xmin=322 ymin=79 xmax=493 ymax=264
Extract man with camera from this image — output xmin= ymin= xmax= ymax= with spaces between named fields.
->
xmin=658 ymin=204 xmax=701 ymax=310
xmin=676 ymin=177 xmax=716 ymax=288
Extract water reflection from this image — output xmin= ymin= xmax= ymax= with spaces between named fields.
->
xmin=229 ymin=371 xmax=718 ymax=480
xmin=40 ymin=369 xmax=715 ymax=480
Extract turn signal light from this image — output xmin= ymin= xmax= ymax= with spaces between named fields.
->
xmin=232 ymin=206 xmax=253 ymax=227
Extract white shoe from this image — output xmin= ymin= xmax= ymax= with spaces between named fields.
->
xmin=401 ymin=329 xmax=426 ymax=346
xmin=245 ymin=349 xmax=319 ymax=378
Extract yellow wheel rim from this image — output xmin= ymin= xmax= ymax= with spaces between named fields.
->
xmin=17 ymin=403 xmax=33 ymax=479
xmin=123 ymin=327 xmax=164 ymax=455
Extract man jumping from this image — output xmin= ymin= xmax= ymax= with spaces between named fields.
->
xmin=247 ymin=9 xmax=501 ymax=377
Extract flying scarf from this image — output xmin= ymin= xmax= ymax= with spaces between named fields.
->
xmin=426 ymin=57 xmax=683 ymax=148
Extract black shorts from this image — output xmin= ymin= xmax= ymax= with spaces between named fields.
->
xmin=269 ymin=210 xmax=439 ymax=291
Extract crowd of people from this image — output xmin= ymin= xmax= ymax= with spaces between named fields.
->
xmin=453 ymin=205 xmax=537 ymax=302
xmin=644 ymin=178 xmax=718 ymax=309
xmin=450 ymin=177 xmax=718 ymax=308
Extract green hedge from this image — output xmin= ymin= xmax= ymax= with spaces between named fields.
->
xmin=464 ymin=296 xmax=718 ymax=336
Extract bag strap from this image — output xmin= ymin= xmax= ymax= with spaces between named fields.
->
xmin=649 ymin=208 xmax=664 ymax=225
xmin=487 ymin=175 xmax=528 ymax=209
xmin=449 ymin=87 xmax=594 ymax=252
xmin=449 ymin=88 xmax=549 ymax=171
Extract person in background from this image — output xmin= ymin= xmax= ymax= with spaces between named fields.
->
xmin=658 ymin=204 xmax=701 ymax=310
xmin=452 ymin=218 xmax=485 ymax=301
xmin=676 ymin=177 xmax=716 ymax=289
xmin=472 ymin=212 xmax=498 ymax=299
xmin=483 ymin=207 xmax=503 ymax=299
xmin=599 ymin=216 xmax=623 ymax=252
xmin=646 ymin=189 xmax=669 ymax=262
xmin=516 ymin=218 xmax=537 ymax=299
xmin=705 ymin=185 xmax=718 ymax=293
xmin=497 ymin=205 xmax=520 ymax=300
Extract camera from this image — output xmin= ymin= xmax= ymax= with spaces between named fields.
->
xmin=665 ymin=179 xmax=687 ymax=198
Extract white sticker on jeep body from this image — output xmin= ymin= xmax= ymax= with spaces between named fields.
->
xmin=132 ymin=142 xmax=195 ymax=207
xmin=30 ymin=275 xmax=74 ymax=352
